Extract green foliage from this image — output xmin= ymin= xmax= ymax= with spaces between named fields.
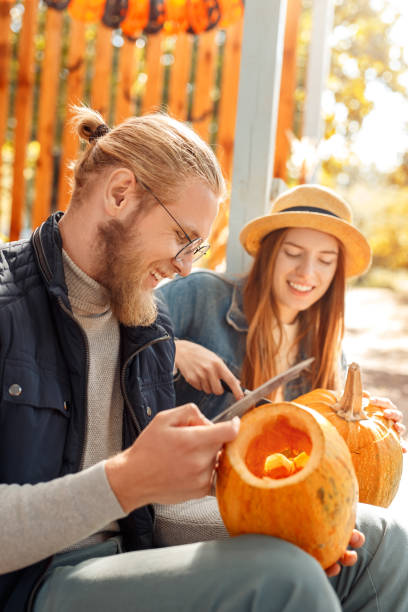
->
xmin=322 ymin=0 xmax=407 ymax=180
xmin=289 ymin=0 xmax=408 ymax=190
xmin=368 ymin=194 xmax=408 ymax=269
xmin=331 ymin=0 xmax=404 ymax=123
xmin=339 ymin=183 xmax=408 ymax=273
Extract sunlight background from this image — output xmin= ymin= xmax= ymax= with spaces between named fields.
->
xmin=352 ymin=0 xmax=408 ymax=172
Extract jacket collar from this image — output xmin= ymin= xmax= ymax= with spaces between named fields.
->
xmin=32 ymin=212 xmax=70 ymax=306
xmin=225 ymin=276 xmax=248 ymax=332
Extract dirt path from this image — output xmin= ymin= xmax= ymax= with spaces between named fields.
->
xmin=344 ymin=287 xmax=408 ymax=427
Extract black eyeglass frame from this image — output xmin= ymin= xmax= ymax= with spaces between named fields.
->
xmin=137 ymin=179 xmax=210 ymax=264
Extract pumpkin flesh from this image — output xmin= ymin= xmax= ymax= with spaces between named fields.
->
xmin=216 ymin=402 xmax=358 ymax=569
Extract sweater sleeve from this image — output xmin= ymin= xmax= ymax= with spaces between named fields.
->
xmin=0 ymin=461 xmax=126 ymax=574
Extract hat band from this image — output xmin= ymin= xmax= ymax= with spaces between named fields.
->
xmin=281 ymin=205 xmax=340 ymax=218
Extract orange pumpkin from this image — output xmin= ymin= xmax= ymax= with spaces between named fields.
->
xmin=216 ymin=401 xmax=358 ymax=569
xmin=295 ymin=363 xmax=403 ymax=508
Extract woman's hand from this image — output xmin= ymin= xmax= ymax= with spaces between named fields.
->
xmin=325 ymin=529 xmax=365 ymax=577
xmin=175 ymin=339 xmax=244 ymax=400
xmin=364 ymin=392 xmax=407 ymax=452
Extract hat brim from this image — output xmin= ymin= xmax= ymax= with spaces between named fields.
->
xmin=239 ymin=211 xmax=372 ymax=278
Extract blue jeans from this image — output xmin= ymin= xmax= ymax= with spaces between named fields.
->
xmin=33 ymin=504 xmax=407 ymax=612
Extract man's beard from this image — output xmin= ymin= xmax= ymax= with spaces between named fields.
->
xmin=95 ymin=217 xmax=157 ymax=327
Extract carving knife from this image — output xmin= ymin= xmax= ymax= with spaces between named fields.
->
xmin=212 ymin=357 xmax=315 ymax=423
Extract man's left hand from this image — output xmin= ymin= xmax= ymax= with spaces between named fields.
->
xmin=325 ymin=529 xmax=365 ymax=577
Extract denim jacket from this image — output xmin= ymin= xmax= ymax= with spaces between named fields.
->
xmin=156 ymin=270 xmax=311 ymax=420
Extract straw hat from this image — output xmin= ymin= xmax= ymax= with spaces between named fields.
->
xmin=239 ymin=184 xmax=371 ymax=278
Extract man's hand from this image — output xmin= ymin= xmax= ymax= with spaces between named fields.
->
xmin=175 ymin=339 xmax=244 ymax=400
xmin=325 ymin=529 xmax=365 ymax=577
xmin=105 ymin=404 xmax=240 ymax=514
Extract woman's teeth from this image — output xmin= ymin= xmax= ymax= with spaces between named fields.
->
xmin=152 ymin=271 xmax=164 ymax=282
xmin=289 ymin=281 xmax=313 ymax=292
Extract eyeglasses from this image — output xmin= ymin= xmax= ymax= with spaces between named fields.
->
xmin=138 ymin=180 xmax=210 ymax=263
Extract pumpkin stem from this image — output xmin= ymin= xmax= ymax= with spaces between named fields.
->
xmin=334 ymin=363 xmax=367 ymax=421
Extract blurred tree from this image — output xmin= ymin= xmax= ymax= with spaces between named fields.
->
xmin=389 ymin=151 xmax=408 ymax=186
xmin=284 ymin=0 xmax=408 ymax=275
xmin=289 ymin=0 xmax=407 ymax=188
xmin=368 ymin=190 xmax=408 ymax=269
xmin=323 ymin=0 xmax=407 ymax=186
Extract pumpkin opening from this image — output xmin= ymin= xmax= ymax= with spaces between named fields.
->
xmin=245 ymin=415 xmax=312 ymax=479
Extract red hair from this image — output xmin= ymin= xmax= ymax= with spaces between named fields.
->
xmin=241 ymin=229 xmax=345 ymax=396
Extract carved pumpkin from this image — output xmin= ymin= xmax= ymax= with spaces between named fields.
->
xmin=295 ymin=363 xmax=403 ymax=508
xmin=216 ymin=401 xmax=358 ymax=569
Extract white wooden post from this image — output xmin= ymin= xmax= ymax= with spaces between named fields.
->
xmin=303 ymin=0 xmax=334 ymax=156
xmin=226 ymin=0 xmax=288 ymax=275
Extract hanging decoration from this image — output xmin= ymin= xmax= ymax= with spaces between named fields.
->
xmin=44 ymin=0 xmax=244 ymax=37
xmin=66 ymin=0 xmax=106 ymax=22
xmin=44 ymin=1 xmax=71 ymax=8
xmin=102 ymin=0 xmax=129 ymax=29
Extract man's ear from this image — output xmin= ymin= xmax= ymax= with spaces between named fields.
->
xmin=104 ymin=168 xmax=137 ymax=217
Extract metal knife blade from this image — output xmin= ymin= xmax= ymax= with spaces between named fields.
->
xmin=212 ymin=357 xmax=315 ymax=423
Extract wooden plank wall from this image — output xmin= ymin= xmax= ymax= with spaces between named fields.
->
xmin=0 ymin=1 xmax=300 ymax=267
xmin=0 ymin=2 xmax=246 ymax=261
xmin=9 ymin=0 xmax=38 ymax=240
xmin=0 ymin=1 xmax=13 ymax=160
xmin=0 ymin=0 xmax=14 ymax=239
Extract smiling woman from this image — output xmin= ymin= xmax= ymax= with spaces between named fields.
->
xmin=268 ymin=228 xmax=339 ymax=324
xmin=156 ymin=183 xmax=372 ymax=418
xmin=152 ymin=183 xmax=405 ymax=555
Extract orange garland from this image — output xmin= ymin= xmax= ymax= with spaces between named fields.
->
xmin=67 ymin=0 xmax=105 ymax=22
xmin=164 ymin=0 xmax=190 ymax=35
xmin=120 ymin=0 xmax=151 ymax=38
xmin=218 ymin=0 xmax=244 ymax=27
xmin=50 ymin=0 xmax=244 ymax=36
xmin=187 ymin=0 xmax=221 ymax=34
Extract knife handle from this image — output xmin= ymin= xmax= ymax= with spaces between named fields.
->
xmin=220 ymin=380 xmax=272 ymax=405
xmin=221 ymin=380 xmax=240 ymax=394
